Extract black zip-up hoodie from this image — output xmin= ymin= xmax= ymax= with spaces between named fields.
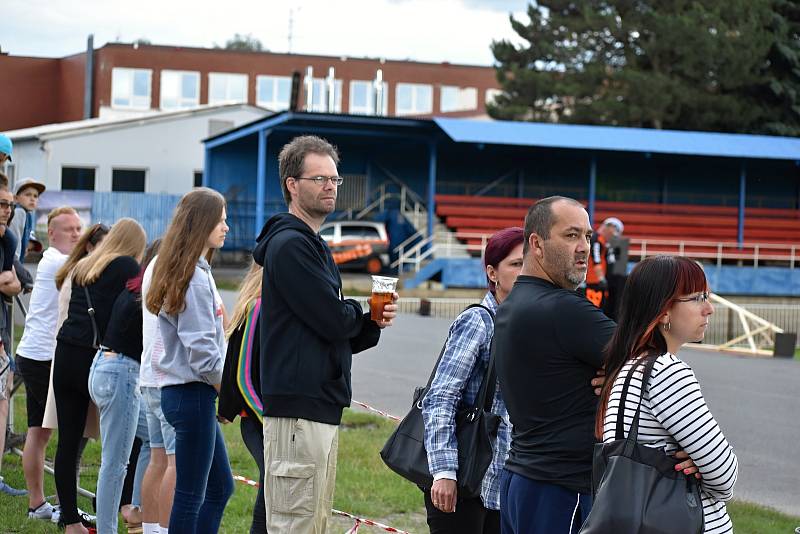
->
xmin=253 ymin=213 xmax=381 ymax=425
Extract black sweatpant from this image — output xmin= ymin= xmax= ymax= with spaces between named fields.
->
xmin=52 ymin=340 xmax=95 ymax=526
xmin=423 ymin=489 xmax=500 ymax=534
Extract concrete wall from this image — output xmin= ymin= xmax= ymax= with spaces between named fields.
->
xmin=12 ymin=106 xmax=267 ymax=194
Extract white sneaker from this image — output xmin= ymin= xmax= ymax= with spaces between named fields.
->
xmin=49 ymin=506 xmax=95 ymax=526
xmin=50 ymin=505 xmax=60 ymax=524
xmin=28 ymin=501 xmax=55 ymax=520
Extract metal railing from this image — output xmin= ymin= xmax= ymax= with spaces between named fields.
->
xmin=393 ymin=232 xmax=490 ymax=274
xmin=433 ymin=230 xmax=799 ymax=269
xmin=7 ymin=297 xmax=96 ymax=500
xmin=630 ymin=238 xmax=798 ymax=268
xmin=354 ymin=182 xmax=426 ymax=224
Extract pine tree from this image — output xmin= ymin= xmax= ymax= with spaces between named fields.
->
xmin=490 ymin=0 xmax=797 ymax=135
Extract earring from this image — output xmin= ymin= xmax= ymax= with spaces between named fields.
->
xmin=664 ymin=321 xmax=671 ymax=332
xmin=495 ymin=279 xmax=501 ymax=290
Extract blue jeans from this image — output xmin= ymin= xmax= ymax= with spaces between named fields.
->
xmin=88 ymin=351 xmax=141 ymax=534
xmin=161 ymin=382 xmax=234 ymax=534
xmin=132 ymin=395 xmax=151 ymax=508
xmin=499 ymin=469 xmax=592 ymax=534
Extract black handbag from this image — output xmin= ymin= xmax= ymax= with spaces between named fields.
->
xmin=579 ymin=356 xmax=705 ymax=534
xmin=379 ymin=304 xmax=501 ymax=498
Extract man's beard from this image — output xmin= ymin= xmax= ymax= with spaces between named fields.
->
xmin=545 ymin=244 xmax=587 ymax=290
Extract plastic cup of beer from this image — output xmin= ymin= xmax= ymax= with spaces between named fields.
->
xmin=370 ymin=276 xmax=398 ymax=322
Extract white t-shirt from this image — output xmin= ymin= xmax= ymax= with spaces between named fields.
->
xmin=17 ymin=247 xmax=69 ymax=361
xmin=140 ymin=258 xmax=164 ymax=388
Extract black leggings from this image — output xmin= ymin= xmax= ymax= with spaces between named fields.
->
xmin=240 ymin=416 xmax=266 ymax=534
xmin=52 ymin=341 xmax=95 ymax=526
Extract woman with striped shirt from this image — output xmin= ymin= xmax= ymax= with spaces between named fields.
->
xmin=597 ymin=256 xmax=738 ymax=533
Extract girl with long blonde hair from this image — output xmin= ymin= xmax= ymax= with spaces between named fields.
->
xmin=52 ymin=218 xmax=145 ymax=534
xmin=88 ymin=239 xmax=161 ymax=534
xmin=218 ymin=262 xmax=265 ymax=534
xmin=145 ymin=188 xmax=233 ymax=533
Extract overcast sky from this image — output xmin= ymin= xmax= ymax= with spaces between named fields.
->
xmin=4 ymin=0 xmax=530 ymax=65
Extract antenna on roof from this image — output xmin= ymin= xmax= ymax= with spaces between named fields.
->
xmin=288 ymin=7 xmax=301 ymax=53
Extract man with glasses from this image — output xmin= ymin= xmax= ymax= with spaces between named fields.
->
xmin=253 ymin=135 xmax=398 ymax=533
xmin=0 ymin=185 xmax=24 ymax=496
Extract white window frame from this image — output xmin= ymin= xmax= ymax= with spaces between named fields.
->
xmin=160 ymin=70 xmax=200 ymax=110
xmin=111 ymin=67 xmax=152 ymax=109
xmin=208 ymin=72 xmax=249 ymax=105
xmin=307 ymin=78 xmax=343 ymax=113
xmin=440 ymin=85 xmax=478 ymax=113
xmin=395 ymin=83 xmax=433 ymax=116
xmin=256 ymin=75 xmax=292 ymax=111
xmin=348 ymin=80 xmax=389 ymax=115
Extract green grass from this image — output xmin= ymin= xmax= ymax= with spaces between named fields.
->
xmin=1 ymin=391 xmax=425 ymax=533
xmin=728 ymin=501 xmax=800 ymax=533
xmin=1 ymin=393 xmax=796 ymax=533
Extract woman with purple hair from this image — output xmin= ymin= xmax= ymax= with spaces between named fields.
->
xmin=421 ymin=227 xmax=524 ymax=534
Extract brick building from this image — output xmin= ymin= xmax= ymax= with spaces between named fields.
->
xmin=0 ymin=42 xmax=501 ymax=131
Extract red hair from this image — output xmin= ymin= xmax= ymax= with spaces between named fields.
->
xmin=483 ymin=227 xmax=524 ymax=293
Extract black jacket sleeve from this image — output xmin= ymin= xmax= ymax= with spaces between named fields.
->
xmin=349 ymin=311 xmax=381 ymax=354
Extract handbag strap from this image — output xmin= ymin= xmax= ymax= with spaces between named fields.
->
xmin=615 ymin=355 xmax=658 ymax=449
xmin=423 ymin=303 xmax=495 ymax=390
xmin=469 ymin=305 xmax=498 ymax=415
xmin=473 ymin=334 xmax=499 ymax=414
xmin=83 ymin=285 xmax=100 ymax=350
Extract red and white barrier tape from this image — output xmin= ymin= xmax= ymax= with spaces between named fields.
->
xmin=233 ymin=474 xmax=411 ymax=533
xmin=333 ymin=509 xmax=411 ymax=534
xmin=351 ymin=399 xmax=402 ymax=422
xmin=233 ymin=474 xmax=259 ymax=488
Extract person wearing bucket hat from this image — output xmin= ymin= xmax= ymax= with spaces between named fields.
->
xmin=11 ymin=178 xmax=46 ymax=262
xmin=0 ymin=134 xmax=12 ymax=165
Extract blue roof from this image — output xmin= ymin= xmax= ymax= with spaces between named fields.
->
xmin=434 ymin=117 xmax=800 ymax=161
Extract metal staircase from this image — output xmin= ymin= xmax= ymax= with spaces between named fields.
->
xmin=349 ymin=181 xmax=471 ymax=274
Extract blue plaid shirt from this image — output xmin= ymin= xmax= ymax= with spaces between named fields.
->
xmin=422 ymin=292 xmax=511 ymax=510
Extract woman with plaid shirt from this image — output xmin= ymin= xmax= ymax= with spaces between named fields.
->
xmin=421 ymin=227 xmax=524 ymax=534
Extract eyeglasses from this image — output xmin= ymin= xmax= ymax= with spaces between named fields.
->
xmin=0 ymin=201 xmax=14 ymax=210
xmin=675 ymin=291 xmax=710 ymax=304
xmin=294 ymin=175 xmax=344 ymax=186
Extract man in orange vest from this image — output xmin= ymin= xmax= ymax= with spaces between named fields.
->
xmin=584 ymin=217 xmax=624 ymax=310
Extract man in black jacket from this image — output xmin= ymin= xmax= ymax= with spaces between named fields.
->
xmin=494 ymin=196 xmax=614 ymax=534
xmin=253 ymin=135 xmax=397 ymax=534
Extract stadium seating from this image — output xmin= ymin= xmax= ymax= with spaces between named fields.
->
xmin=435 ymin=194 xmax=800 ymax=262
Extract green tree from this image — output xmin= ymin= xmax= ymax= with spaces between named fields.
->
xmin=490 ymin=1 xmax=800 ymax=135
xmin=217 ymin=33 xmax=265 ymax=52
xmin=760 ymin=0 xmax=800 ymax=135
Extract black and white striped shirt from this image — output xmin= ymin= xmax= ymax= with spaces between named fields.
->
xmin=602 ymin=353 xmax=738 ymax=533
